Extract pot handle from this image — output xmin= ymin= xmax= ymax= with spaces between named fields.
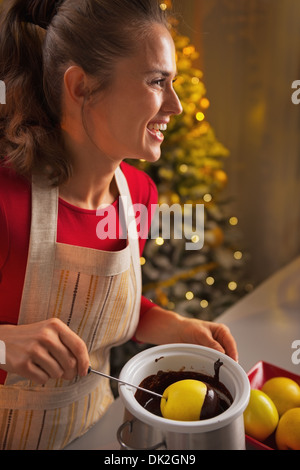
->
xmin=117 ymin=420 xmax=167 ymax=450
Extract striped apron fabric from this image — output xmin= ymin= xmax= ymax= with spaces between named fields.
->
xmin=0 ymin=167 xmax=142 ymax=450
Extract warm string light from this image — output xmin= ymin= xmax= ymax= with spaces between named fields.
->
xmin=228 ymin=282 xmax=238 ymax=292
xmin=183 ymin=46 xmax=196 ymax=57
xmin=229 ymin=216 xmax=239 ymax=226
xmin=159 ymin=0 xmax=172 ymax=11
xmin=203 ymin=194 xmax=212 ymax=203
xmin=185 ymin=291 xmax=209 ymax=310
xmin=200 ymin=98 xmax=210 ymax=109
xmin=234 ymin=251 xmax=243 ymax=260
xmin=185 ymin=291 xmax=194 ymax=301
xmin=206 ymin=276 xmax=215 ymax=286
xmin=196 ymin=112 xmax=205 ymax=122
xmin=179 ymin=164 xmax=188 ymax=174
xmin=160 ymin=3 xmax=168 ymax=11
xmin=155 ymin=237 xmax=165 ymax=246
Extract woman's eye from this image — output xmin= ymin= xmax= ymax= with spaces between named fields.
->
xmin=152 ymin=79 xmax=165 ymax=88
xmin=150 ymin=76 xmax=178 ymax=89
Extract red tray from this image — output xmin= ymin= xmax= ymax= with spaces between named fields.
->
xmin=246 ymin=361 xmax=300 ymax=450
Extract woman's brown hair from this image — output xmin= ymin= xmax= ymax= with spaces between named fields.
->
xmin=0 ymin=0 xmax=169 ymax=184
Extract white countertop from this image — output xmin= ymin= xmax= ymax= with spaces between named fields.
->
xmin=65 ymin=257 xmax=300 ymax=450
xmin=217 ymin=256 xmax=300 ymax=375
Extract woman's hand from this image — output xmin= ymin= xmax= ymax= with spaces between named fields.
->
xmin=177 ymin=317 xmax=238 ymax=362
xmin=135 ymin=306 xmax=238 ymax=362
xmin=0 ymin=318 xmax=90 ymax=384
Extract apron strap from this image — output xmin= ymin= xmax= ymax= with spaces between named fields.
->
xmin=115 ymin=167 xmax=142 ymax=312
xmin=18 ymin=176 xmax=58 ymax=325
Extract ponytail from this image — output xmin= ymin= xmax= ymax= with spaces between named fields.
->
xmin=0 ymin=0 xmax=70 ymax=183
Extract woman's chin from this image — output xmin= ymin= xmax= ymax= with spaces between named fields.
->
xmin=127 ymin=150 xmax=162 ymax=164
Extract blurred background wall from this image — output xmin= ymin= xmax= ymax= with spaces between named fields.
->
xmin=173 ymin=0 xmax=300 ymax=286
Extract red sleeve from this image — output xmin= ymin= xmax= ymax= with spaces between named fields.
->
xmin=0 ymin=197 xmax=9 ymax=279
xmin=0 ymin=168 xmax=31 ymax=384
xmin=140 ymin=296 xmax=155 ymax=315
xmin=0 ymin=168 xmax=31 ymax=325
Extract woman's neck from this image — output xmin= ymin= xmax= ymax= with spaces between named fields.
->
xmin=59 ymin=168 xmax=119 ymax=210
xmin=59 ymin=131 xmax=121 ymax=210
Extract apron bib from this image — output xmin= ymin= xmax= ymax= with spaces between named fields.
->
xmin=0 ymin=167 xmax=141 ymax=450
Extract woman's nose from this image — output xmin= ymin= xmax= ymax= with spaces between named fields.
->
xmin=163 ymin=87 xmax=183 ymax=116
xmin=173 ymin=92 xmax=183 ymax=116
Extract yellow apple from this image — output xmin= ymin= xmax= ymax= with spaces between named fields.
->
xmin=244 ymin=389 xmax=279 ymax=441
xmin=262 ymin=377 xmax=300 ymax=417
xmin=160 ymin=379 xmax=208 ymax=421
xmin=276 ymin=408 xmax=300 ymax=450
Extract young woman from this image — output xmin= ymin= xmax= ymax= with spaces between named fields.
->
xmin=0 ymin=0 xmax=238 ymax=449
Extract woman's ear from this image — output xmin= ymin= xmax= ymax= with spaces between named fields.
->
xmin=63 ymin=65 xmax=90 ymax=106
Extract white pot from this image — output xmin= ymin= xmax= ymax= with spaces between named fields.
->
xmin=117 ymin=344 xmax=250 ymax=450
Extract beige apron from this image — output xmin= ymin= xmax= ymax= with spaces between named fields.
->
xmin=0 ymin=167 xmax=141 ymax=450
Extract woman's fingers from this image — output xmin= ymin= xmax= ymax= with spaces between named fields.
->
xmin=56 ymin=322 xmax=90 ymax=377
xmin=0 ymin=318 xmax=90 ymax=384
xmin=179 ymin=318 xmax=239 ymax=362
xmin=213 ymin=323 xmax=239 ymax=362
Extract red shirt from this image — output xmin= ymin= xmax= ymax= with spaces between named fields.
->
xmin=0 ymin=162 xmax=157 ymax=383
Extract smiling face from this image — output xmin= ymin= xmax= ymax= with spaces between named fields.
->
xmin=84 ymin=23 xmax=183 ymax=163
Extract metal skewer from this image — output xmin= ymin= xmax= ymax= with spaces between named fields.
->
xmin=88 ymin=367 xmax=164 ymax=399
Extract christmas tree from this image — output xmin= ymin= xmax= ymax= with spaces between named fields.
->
xmin=131 ymin=1 xmax=249 ymax=322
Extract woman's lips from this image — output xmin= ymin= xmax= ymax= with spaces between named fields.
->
xmin=147 ymin=122 xmax=168 ymax=142
xmin=147 ymin=126 xmax=165 ymax=142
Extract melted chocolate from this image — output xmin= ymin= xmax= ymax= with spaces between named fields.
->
xmin=214 ymin=359 xmax=223 ymax=382
xmin=135 ymin=361 xmax=233 ymax=420
xmin=200 ymin=386 xmax=219 ymax=420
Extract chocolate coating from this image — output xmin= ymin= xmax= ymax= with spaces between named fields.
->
xmin=135 ymin=367 xmax=233 ymax=421
xmin=200 ymin=385 xmax=219 ymax=420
